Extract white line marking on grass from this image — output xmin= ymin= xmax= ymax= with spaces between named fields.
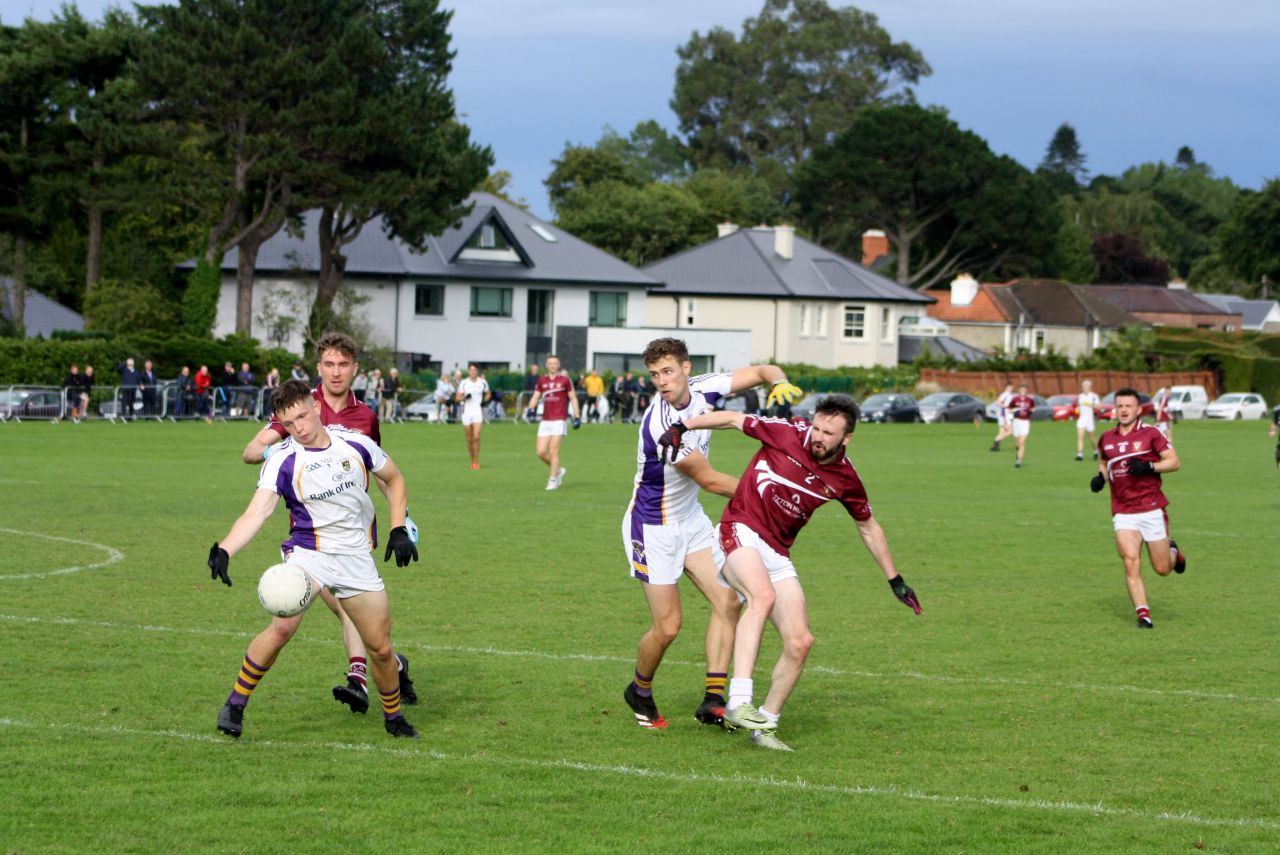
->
xmin=0 ymin=528 xmax=124 ymax=580
xmin=1 ymin=717 xmax=1276 ymax=832
xmin=3 ymin=612 xmax=1278 ymax=705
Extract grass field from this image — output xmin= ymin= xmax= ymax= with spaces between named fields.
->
xmin=1 ymin=415 xmax=1277 ymax=853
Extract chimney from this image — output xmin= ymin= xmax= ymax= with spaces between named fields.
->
xmin=717 ymin=222 xmax=739 ymax=238
xmin=774 ymin=224 xmax=794 ymax=260
xmin=1167 ymin=277 xmax=1188 ymax=290
xmin=861 ymin=229 xmax=888 ymax=266
xmin=950 ymin=273 xmax=978 ymax=307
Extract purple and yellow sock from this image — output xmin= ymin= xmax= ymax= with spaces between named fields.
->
xmin=226 ymin=653 xmax=269 ymax=707
xmin=380 ymin=688 xmax=402 ymax=720
xmin=347 ymin=656 xmax=368 ymax=689
xmin=632 ymin=670 xmax=654 ymax=699
xmin=705 ymin=672 xmax=728 ymax=700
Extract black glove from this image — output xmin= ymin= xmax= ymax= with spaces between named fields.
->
xmin=1090 ymin=473 xmax=1106 ymax=493
xmin=889 ymin=575 xmax=922 ymax=615
xmin=573 ymin=417 xmax=581 ymax=430
xmin=384 ymin=525 xmax=418 ymax=567
xmin=656 ymin=422 xmax=689 ymax=464
xmin=208 ymin=543 xmax=231 ymax=587
xmin=465 ymin=393 xmax=473 ymax=400
xmin=1127 ymin=459 xmax=1155 ymax=476
xmin=525 ymin=407 xmax=536 ymax=420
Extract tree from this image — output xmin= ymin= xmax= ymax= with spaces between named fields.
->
xmin=475 ymin=170 xmax=526 ymax=209
xmin=672 ymin=0 xmax=928 ymax=196
xmin=595 ymin=120 xmax=688 ymax=184
xmin=555 ymin=181 xmax=712 ymax=267
xmin=1039 ymin=122 xmax=1088 ymax=189
xmin=1091 ymin=233 xmax=1169 ymax=284
xmin=83 ymin=276 xmax=178 ymax=335
xmin=794 ymin=104 xmax=1059 ymax=289
xmin=545 ymin=146 xmax=637 ymax=212
xmin=1216 ymin=180 xmax=1280 ymax=298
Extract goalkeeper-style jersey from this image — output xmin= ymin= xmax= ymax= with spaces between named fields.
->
xmin=258 ymin=426 xmax=387 ymax=554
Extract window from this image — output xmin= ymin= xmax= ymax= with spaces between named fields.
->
xmin=1034 ymin=330 xmax=1046 ymax=352
xmin=816 ymin=305 xmax=827 ymax=337
xmin=414 ymin=284 xmax=444 ymax=316
xmin=590 ymin=291 xmax=627 ymax=327
xmin=799 ymin=304 xmax=810 ymax=336
xmin=527 ymin=223 xmax=558 ymax=243
xmin=881 ymin=307 xmax=892 ymax=341
xmin=470 ymin=286 xmax=512 ymax=317
xmin=842 ymin=304 xmax=866 ymax=339
xmin=684 ymin=299 xmax=696 ymax=327
xmin=459 ymin=217 xmax=522 ymax=263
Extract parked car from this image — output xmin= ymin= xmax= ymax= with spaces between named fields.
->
xmin=402 ymin=395 xmax=441 ymax=422
xmin=984 ymin=394 xmax=1052 ymax=422
xmin=917 ymin=392 xmax=985 ymax=423
xmin=713 ymin=394 xmax=753 ymax=414
xmin=1096 ymin=391 xmax=1154 ymax=421
xmin=1205 ymin=392 xmax=1268 ymax=420
xmin=1048 ymin=394 xmax=1078 ymax=421
xmin=788 ymin=393 xmax=823 ymax=422
xmin=0 ymin=388 xmax=63 ymax=420
xmin=1165 ymin=385 xmax=1210 ymax=421
xmin=859 ymin=393 xmax=921 ymax=423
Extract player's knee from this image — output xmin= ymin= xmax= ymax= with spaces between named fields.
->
xmin=652 ymin=617 xmax=681 ymax=646
xmin=363 ymin=637 xmax=394 ymax=662
xmin=747 ymin=587 xmax=776 ymax=614
xmin=784 ymin=630 xmax=814 ymax=660
xmin=265 ymin=619 xmax=299 ymax=647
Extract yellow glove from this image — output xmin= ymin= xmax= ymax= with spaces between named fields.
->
xmin=766 ymin=381 xmax=803 ymax=408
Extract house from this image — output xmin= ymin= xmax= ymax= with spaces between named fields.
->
xmin=208 ymin=193 xmax=750 ymax=374
xmin=642 ymin=224 xmax=934 ymax=368
xmin=925 ymin=277 xmax=1141 ymax=359
xmin=0 ymin=281 xmax=85 ymax=338
xmin=1192 ymin=293 xmax=1280 ymax=333
xmin=1086 ymin=284 xmax=1241 ymax=331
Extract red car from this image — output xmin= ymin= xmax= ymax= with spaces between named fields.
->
xmin=1095 ymin=391 xmax=1154 ymax=420
xmin=1048 ymin=395 xmax=1078 ymax=421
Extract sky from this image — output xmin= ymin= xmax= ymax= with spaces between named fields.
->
xmin=3 ymin=0 xmax=1277 ymax=220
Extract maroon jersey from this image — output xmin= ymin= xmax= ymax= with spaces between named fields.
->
xmin=1098 ymin=423 xmax=1170 ymax=514
xmin=1009 ymin=394 xmax=1036 ymax=420
xmin=719 ymin=416 xmax=872 ymax=558
xmin=536 ymin=373 xmax=575 ymax=421
xmin=268 ymin=386 xmax=381 ymax=445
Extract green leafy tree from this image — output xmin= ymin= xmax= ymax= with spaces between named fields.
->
xmin=795 ymin=104 xmax=1058 ymax=289
xmin=595 ymin=120 xmax=688 ymax=184
xmin=475 ymin=170 xmax=527 ymax=209
xmin=180 ymin=255 xmax=222 ymax=337
xmin=83 ymin=277 xmax=179 ymax=335
xmin=683 ymin=168 xmax=781 ymax=227
xmin=1216 ymin=180 xmax=1280 ymax=298
xmin=1038 ymin=123 xmax=1088 ymax=190
xmin=555 ymin=181 xmax=711 ymax=267
xmin=545 ymin=145 xmax=637 ymax=212
xmin=672 ymin=0 xmax=929 ymax=197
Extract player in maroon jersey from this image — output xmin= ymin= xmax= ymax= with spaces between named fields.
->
xmin=662 ymin=395 xmax=921 ymax=751
xmin=524 ymin=355 xmax=581 ymax=490
xmin=1091 ymin=387 xmax=1186 ymax=629
xmin=1007 ymin=383 xmax=1036 ymax=468
xmin=241 ymin=332 xmax=417 ymax=712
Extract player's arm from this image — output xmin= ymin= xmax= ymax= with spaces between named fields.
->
xmin=373 ymin=457 xmax=418 ymax=566
xmin=674 ymin=450 xmax=738 ymax=498
xmin=683 ymin=410 xmax=747 ymax=433
xmin=208 ymin=488 xmax=280 ymax=584
xmin=729 ymin=364 xmax=786 ymax=395
xmin=242 ymin=425 xmax=285 ymax=465
xmin=1153 ymin=445 xmax=1179 ymax=474
xmin=855 ymin=515 xmax=922 ymax=614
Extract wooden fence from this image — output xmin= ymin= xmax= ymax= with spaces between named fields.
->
xmin=918 ymin=368 xmax=1218 ymax=399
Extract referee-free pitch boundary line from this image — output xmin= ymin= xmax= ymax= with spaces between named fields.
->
xmin=3 ymin=612 xmax=1279 ymax=707
xmin=1 ymin=717 xmax=1275 ymax=833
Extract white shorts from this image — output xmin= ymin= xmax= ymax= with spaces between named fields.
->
xmin=1012 ymin=418 xmax=1030 ymax=438
xmin=1077 ymin=413 xmax=1095 ymax=432
xmin=1113 ymin=508 xmax=1169 ymax=542
xmin=718 ymin=521 xmax=798 ymax=587
xmin=622 ymin=509 xmax=722 ymax=585
xmin=282 ymin=547 xmax=384 ymax=598
xmin=461 ymin=411 xmax=484 ymax=426
xmin=538 ymin=419 xmax=567 ymax=437
xmin=998 ymin=412 xmax=1012 ymax=427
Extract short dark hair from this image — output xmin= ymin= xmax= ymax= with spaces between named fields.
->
xmin=272 ymin=379 xmax=314 ymax=414
xmin=315 ymin=331 xmax=358 ymax=362
xmin=642 ymin=337 xmax=689 ymax=366
xmin=1113 ymin=387 xmax=1141 ymax=404
xmin=815 ymin=394 xmax=860 ymax=434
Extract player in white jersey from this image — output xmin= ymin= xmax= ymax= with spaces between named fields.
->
xmin=990 ymin=383 xmax=1014 ymax=452
xmin=1076 ymin=379 xmax=1101 ymax=461
xmin=208 ymin=380 xmax=421 ymax=740
xmin=456 ymin=363 xmax=491 ymax=470
xmin=620 ymin=337 xmax=800 ymax=730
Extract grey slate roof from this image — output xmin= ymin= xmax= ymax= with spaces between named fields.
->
xmin=1087 ymin=284 xmax=1232 ymax=316
xmin=981 ymin=280 xmax=1140 ymax=328
xmin=0 ymin=281 xmax=84 ymax=337
xmin=207 ymin=193 xmax=658 ymax=288
xmin=898 ymin=335 xmax=987 ymax=363
xmin=643 ymin=228 xmax=933 ymax=304
xmin=1194 ymin=293 xmax=1278 ymax=329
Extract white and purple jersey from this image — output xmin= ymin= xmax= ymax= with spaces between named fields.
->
xmin=258 ymin=426 xmax=387 ymax=555
xmin=627 ymin=373 xmax=733 ymax=525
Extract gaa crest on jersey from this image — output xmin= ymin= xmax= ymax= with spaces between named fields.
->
xmin=630 ymin=539 xmax=646 ymax=562
xmin=1133 ymin=441 xmax=1143 ymax=451
xmin=341 ymin=459 xmax=353 ymax=473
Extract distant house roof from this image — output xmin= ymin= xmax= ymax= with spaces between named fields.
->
xmin=199 ymin=193 xmax=658 ymax=288
xmin=642 ymin=227 xmax=933 ymax=305
xmin=927 ymin=279 xmax=1139 ymax=327
xmin=898 ymin=335 xmax=987 ymax=363
xmin=0 ymin=281 xmax=84 ymax=337
xmin=1193 ymin=293 xmax=1280 ymax=329
xmin=1087 ymin=284 xmax=1233 ymax=317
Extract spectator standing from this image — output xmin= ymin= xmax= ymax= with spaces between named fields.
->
xmin=380 ymin=368 xmax=401 ymax=422
xmin=352 ymin=370 xmax=368 ymax=403
xmin=434 ymin=373 xmax=455 ymax=422
xmin=524 ymin=364 xmax=540 ymax=392
xmin=264 ymin=367 xmax=281 ymax=390
xmin=290 ymin=360 xmax=310 ymax=383
xmin=195 ymin=364 xmax=213 ymax=423
xmin=584 ymin=369 xmax=606 ymax=422
xmin=368 ymin=369 xmax=383 ymax=414
xmin=175 ymin=366 xmax=194 ymax=417
xmin=235 ymin=362 xmax=256 ymax=417
xmin=119 ymin=358 xmax=141 ymax=420
xmin=80 ymin=365 xmax=95 ymax=417
xmin=61 ymin=363 xmax=82 ymax=422
xmin=219 ymin=362 xmax=238 ymax=416
xmin=140 ymin=359 xmax=159 ymax=417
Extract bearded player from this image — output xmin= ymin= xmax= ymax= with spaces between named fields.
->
xmin=524 ymin=355 xmax=581 ymax=490
xmin=662 ymin=395 xmax=921 ymax=751
xmin=1091 ymin=387 xmax=1186 ymax=629
xmin=241 ymin=332 xmax=418 ymax=714
xmin=621 ymin=337 xmax=799 ymax=731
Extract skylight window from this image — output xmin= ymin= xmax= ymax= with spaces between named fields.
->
xmin=528 ymin=223 xmax=558 ymax=243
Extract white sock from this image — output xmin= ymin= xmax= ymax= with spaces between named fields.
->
xmin=728 ymin=677 xmax=753 ymax=711
xmin=759 ymin=706 xmax=780 ymax=726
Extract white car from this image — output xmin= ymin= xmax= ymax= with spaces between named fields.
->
xmin=1204 ymin=393 xmax=1268 ymax=420
xmin=1165 ymin=385 xmax=1209 ymax=421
